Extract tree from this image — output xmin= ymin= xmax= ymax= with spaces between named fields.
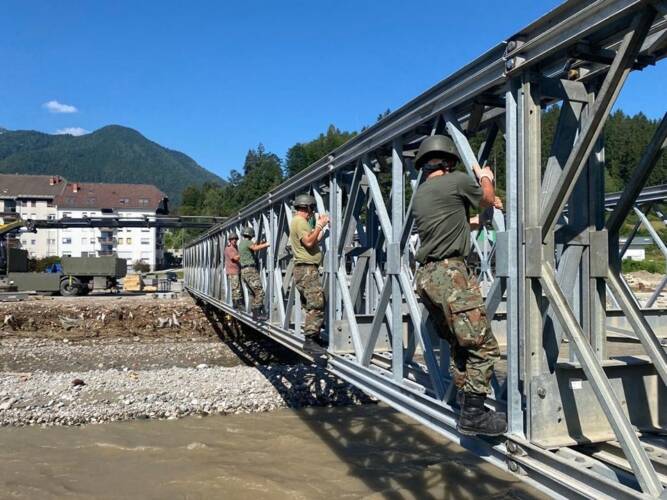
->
xmin=284 ymin=125 xmax=355 ymax=177
xmin=132 ymin=260 xmax=150 ymax=273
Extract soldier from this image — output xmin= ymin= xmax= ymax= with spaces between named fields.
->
xmin=289 ymin=194 xmax=329 ymax=355
xmin=223 ymin=233 xmax=242 ymax=309
xmin=412 ymin=134 xmax=506 ymax=437
xmin=238 ymin=226 xmax=270 ymax=320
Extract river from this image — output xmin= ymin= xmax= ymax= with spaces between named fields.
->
xmin=0 ymin=404 xmax=545 ymax=499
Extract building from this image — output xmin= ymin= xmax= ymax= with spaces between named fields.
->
xmin=1 ymin=174 xmax=168 ymax=270
xmin=0 ymin=174 xmax=66 ymax=258
xmin=619 ymin=236 xmax=655 ymax=261
xmin=55 ymin=182 xmax=168 ymax=270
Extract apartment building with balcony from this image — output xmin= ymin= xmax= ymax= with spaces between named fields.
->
xmin=55 ymin=182 xmax=168 ymax=270
xmin=1 ymin=174 xmax=168 ymax=270
xmin=0 ymin=174 xmax=66 ymax=258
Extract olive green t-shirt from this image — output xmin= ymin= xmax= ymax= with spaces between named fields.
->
xmin=412 ymin=171 xmax=482 ymax=264
xmin=238 ymin=239 xmax=256 ymax=267
xmin=289 ymin=216 xmax=322 ymax=265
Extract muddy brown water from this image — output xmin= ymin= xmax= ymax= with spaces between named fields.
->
xmin=0 ymin=405 xmax=546 ymax=500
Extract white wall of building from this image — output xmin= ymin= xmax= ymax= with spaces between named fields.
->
xmin=5 ymin=198 xmax=59 ymax=259
xmin=55 ymin=208 xmax=163 ymax=270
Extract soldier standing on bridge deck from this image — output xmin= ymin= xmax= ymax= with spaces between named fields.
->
xmin=289 ymin=194 xmax=329 ymax=355
xmin=238 ymin=226 xmax=270 ymax=321
xmin=412 ymin=134 xmax=507 ymax=437
xmin=224 ymin=233 xmax=243 ymax=310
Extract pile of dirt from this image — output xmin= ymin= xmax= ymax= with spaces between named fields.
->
xmin=624 ymin=270 xmax=665 ymax=292
xmin=0 ymin=296 xmax=217 ymax=340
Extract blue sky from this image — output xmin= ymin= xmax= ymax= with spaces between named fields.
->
xmin=1 ymin=0 xmax=664 ymax=179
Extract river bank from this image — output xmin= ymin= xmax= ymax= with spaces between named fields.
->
xmin=0 ymin=295 xmax=373 ymax=426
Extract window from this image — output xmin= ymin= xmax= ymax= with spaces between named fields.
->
xmin=47 ymin=214 xmax=55 ymax=220
xmin=30 ymin=239 xmax=36 ymax=245
xmin=119 ymin=198 xmax=130 ymax=205
xmin=62 ymin=253 xmax=71 ymax=257
xmin=90 ymin=238 xmax=96 ymax=244
xmin=141 ymin=238 xmax=150 ymax=245
xmin=118 ymin=238 xmax=124 ymax=245
xmin=47 ymin=238 xmax=56 ymax=245
xmin=63 ymin=212 xmax=72 ymax=218
xmin=126 ymin=237 xmax=132 ymax=245
xmin=81 ymin=237 xmax=88 ymax=245
xmin=62 ymin=238 xmax=72 ymax=245
xmin=139 ymin=198 xmax=149 ymax=206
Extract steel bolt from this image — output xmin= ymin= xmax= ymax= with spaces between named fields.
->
xmin=507 ymin=441 xmax=518 ymax=454
xmin=506 ymin=40 xmax=517 ymax=52
xmin=537 ymin=387 xmax=546 ymax=399
xmin=508 ymin=460 xmax=519 ymax=473
xmin=505 ymin=58 xmax=515 ymax=71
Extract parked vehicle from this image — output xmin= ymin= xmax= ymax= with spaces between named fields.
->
xmin=6 ymin=249 xmax=127 ymax=296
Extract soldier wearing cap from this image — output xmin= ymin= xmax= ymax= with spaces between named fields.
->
xmin=289 ymin=193 xmax=329 ymax=354
xmin=238 ymin=226 xmax=270 ymax=320
xmin=412 ymin=134 xmax=506 ymax=436
xmin=223 ymin=232 xmax=243 ymax=309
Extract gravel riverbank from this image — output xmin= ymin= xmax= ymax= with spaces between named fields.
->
xmin=0 ymin=295 xmax=374 ymax=427
xmin=0 ymin=362 xmax=372 ymax=427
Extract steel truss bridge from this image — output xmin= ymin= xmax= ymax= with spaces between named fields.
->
xmin=184 ymin=1 xmax=667 ymax=497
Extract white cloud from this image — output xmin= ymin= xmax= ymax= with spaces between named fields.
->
xmin=54 ymin=127 xmax=89 ymax=136
xmin=43 ymin=100 xmax=78 ymax=113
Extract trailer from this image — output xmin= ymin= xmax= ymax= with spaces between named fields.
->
xmin=6 ymin=249 xmax=126 ymax=296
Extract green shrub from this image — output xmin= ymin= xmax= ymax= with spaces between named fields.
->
xmin=621 ymin=259 xmax=664 ymax=274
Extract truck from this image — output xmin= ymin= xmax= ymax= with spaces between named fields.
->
xmin=5 ymin=248 xmax=127 ymax=296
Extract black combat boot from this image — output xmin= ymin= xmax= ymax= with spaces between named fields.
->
xmin=457 ymin=392 xmax=507 ymax=436
xmin=252 ymin=306 xmax=268 ymax=321
xmin=303 ymin=336 xmax=327 ymax=359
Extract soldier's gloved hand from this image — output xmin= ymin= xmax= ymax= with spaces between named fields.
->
xmin=478 ymin=166 xmax=495 ymax=184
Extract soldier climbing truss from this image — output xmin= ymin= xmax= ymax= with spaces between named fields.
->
xmin=184 ymin=1 xmax=667 ymax=497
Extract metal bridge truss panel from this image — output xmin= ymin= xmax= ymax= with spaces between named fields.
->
xmin=185 ymin=1 xmax=667 ymax=497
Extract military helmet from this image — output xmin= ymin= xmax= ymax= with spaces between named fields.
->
xmin=242 ymin=226 xmax=255 ymax=237
xmin=228 ymin=233 xmax=239 ymax=240
xmin=293 ymin=194 xmax=316 ymax=208
xmin=414 ymin=135 xmax=460 ymax=170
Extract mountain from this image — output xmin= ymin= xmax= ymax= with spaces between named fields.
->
xmin=0 ymin=125 xmax=223 ymax=206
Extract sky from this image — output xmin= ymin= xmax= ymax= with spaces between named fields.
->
xmin=1 ymin=0 xmax=665 ymax=179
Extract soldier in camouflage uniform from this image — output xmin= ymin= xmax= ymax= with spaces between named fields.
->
xmin=289 ymin=194 xmax=329 ymax=355
xmin=238 ymin=226 xmax=270 ymax=321
xmin=412 ymin=134 xmax=506 ymax=437
xmin=223 ymin=233 xmax=243 ymax=309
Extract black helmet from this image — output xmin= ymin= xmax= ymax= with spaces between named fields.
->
xmin=414 ymin=135 xmax=460 ymax=170
xmin=293 ymin=194 xmax=316 ymax=208
xmin=242 ymin=226 xmax=255 ymax=237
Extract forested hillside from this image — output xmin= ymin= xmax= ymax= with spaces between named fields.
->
xmin=0 ymin=125 xmax=223 ymax=205
xmin=178 ymin=109 xmax=666 ymax=217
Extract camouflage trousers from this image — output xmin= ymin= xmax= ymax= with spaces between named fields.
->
xmin=226 ymin=273 xmax=242 ymax=302
xmin=293 ymin=264 xmax=325 ymax=337
xmin=240 ymin=267 xmax=265 ymax=308
xmin=415 ymin=258 xmax=500 ymax=395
